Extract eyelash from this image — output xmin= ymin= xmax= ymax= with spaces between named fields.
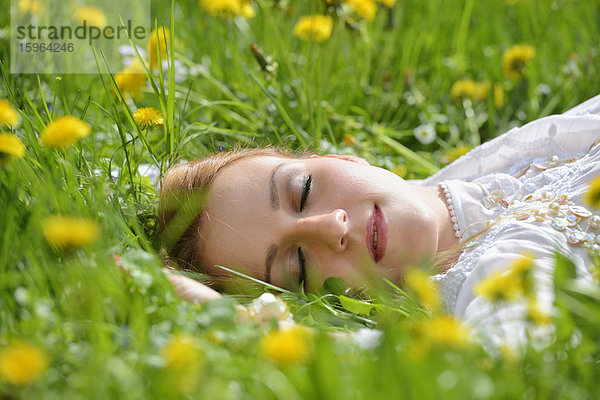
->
xmin=299 ymin=175 xmax=312 ymax=212
xmin=297 ymin=174 xmax=312 ymax=286
xmin=297 ymin=247 xmax=306 ymax=286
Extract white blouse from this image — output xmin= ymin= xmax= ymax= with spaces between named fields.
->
xmin=418 ymin=95 xmax=600 ymax=348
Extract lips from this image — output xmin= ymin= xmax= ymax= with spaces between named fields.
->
xmin=366 ymin=205 xmax=388 ymax=263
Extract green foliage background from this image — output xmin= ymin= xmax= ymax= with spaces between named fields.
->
xmin=1 ymin=0 xmax=599 ymax=398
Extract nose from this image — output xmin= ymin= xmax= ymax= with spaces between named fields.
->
xmin=295 ymin=209 xmax=349 ymax=252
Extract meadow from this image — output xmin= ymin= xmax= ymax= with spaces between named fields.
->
xmin=1 ymin=0 xmax=600 ymax=398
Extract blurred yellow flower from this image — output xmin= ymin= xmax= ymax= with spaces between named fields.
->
xmin=161 ymin=333 xmax=203 ymax=394
xmin=0 ymin=341 xmax=49 ymax=385
xmin=451 ymin=80 xmax=476 ymax=100
xmin=499 ymin=343 xmax=517 ymax=362
xmin=147 ymin=27 xmax=171 ymax=70
xmin=393 ymin=164 xmax=407 ymax=178
xmin=474 ymin=254 xmax=535 ymax=303
xmin=342 ymin=133 xmax=356 ymax=146
xmin=493 ymin=83 xmax=504 ymax=108
xmin=425 ymin=315 xmax=470 ymax=348
xmin=0 ymin=133 xmax=26 ymax=165
xmin=43 ymin=216 xmax=100 ymax=249
xmin=161 ymin=333 xmax=203 ymax=370
xmin=0 ymin=99 xmax=20 ymax=128
xmin=114 ymin=60 xmax=147 ymax=100
xmin=526 ymin=297 xmax=552 ymax=326
xmin=133 ymin=107 xmax=164 ymax=128
xmin=200 ymin=0 xmax=255 ymax=19
xmin=583 ymin=176 xmax=600 ymax=209
xmin=450 ymin=80 xmax=490 ymax=102
xmin=410 ymin=315 xmax=471 ymax=360
xmin=18 ymin=0 xmax=40 ymax=15
xmin=261 ymin=325 xmax=313 ymax=365
xmin=378 ymin=0 xmax=397 ymax=8
xmin=475 ymin=269 xmax=521 ymax=303
xmin=344 ymin=0 xmax=377 ymax=21
xmin=502 ymin=44 xmax=535 ymax=80
xmin=591 ymin=263 xmax=600 ymax=283
xmin=508 ymin=252 xmax=535 ymax=275
xmin=40 ymin=116 xmax=91 ymax=149
xmin=293 ymin=15 xmax=333 ymax=43
xmin=404 ymin=269 xmax=441 ymax=311
xmin=73 ymin=6 xmax=107 ymax=28
xmin=443 ymin=144 xmax=471 ymax=164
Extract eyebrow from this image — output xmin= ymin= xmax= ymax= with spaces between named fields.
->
xmin=265 ymin=244 xmax=278 ymax=284
xmin=266 ymin=162 xmax=285 ymax=283
xmin=269 ymin=162 xmax=284 ymax=210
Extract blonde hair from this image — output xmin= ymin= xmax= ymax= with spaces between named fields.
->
xmin=158 ymin=147 xmax=297 ymax=273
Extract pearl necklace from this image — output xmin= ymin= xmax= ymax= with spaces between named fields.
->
xmin=439 ymin=183 xmax=462 ymax=239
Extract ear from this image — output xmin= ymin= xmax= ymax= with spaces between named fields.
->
xmin=310 ymin=154 xmax=370 ymax=166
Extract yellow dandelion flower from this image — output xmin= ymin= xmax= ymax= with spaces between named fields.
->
xmin=147 ymin=27 xmax=171 ymax=70
xmin=475 ymin=253 xmax=536 ymax=303
xmin=18 ymin=0 xmax=40 ymax=15
xmin=73 ymin=6 xmax=107 ymax=28
xmin=474 ymin=268 xmax=522 ymax=303
xmin=474 ymin=80 xmax=490 ymax=101
xmin=378 ymin=0 xmax=397 ymax=9
xmin=0 ymin=341 xmax=49 ymax=385
xmin=344 ymin=0 xmax=377 ymax=21
xmin=590 ymin=263 xmax=600 ymax=283
xmin=293 ymin=15 xmax=333 ymax=43
xmin=161 ymin=333 xmax=203 ymax=370
xmin=114 ymin=60 xmax=147 ymax=100
xmin=508 ymin=252 xmax=536 ymax=294
xmin=240 ymin=1 xmax=256 ymax=18
xmin=508 ymin=252 xmax=535 ymax=275
xmin=133 ymin=107 xmax=164 ymax=128
xmin=404 ymin=269 xmax=441 ymax=311
xmin=451 ymin=80 xmax=477 ymax=101
xmin=526 ymin=297 xmax=552 ymax=326
xmin=39 ymin=116 xmax=91 ymax=150
xmin=43 ymin=216 xmax=100 ymax=249
xmin=260 ymin=325 xmax=313 ymax=366
xmin=393 ymin=164 xmax=407 ymax=178
xmin=583 ymin=176 xmax=600 ymax=209
xmin=499 ymin=343 xmax=517 ymax=363
xmin=493 ymin=83 xmax=504 ymax=108
xmin=478 ymin=270 xmax=521 ymax=302
xmin=161 ymin=333 xmax=203 ymax=394
xmin=0 ymin=133 xmax=26 ymax=165
xmin=200 ymin=0 xmax=255 ymax=18
xmin=443 ymin=144 xmax=471 ymax=164
xmin=451 ymin=80 xmax=489 ymax=102
xmin=0 ymin=99 xmax=20 ymax=128
xmin=342 ymin=133 xmax=356 ymax=146
xmin=424 ymin=315 xmax=470 ymax=348
xmin=502 ymin=44 xmax=535 ymax=80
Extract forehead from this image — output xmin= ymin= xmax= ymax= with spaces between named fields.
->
xmin=200 ymin=156 xmax=287 ymax=279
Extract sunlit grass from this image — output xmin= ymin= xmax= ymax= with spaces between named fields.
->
xmin=1 ymin=0 xmax=599 ymax=398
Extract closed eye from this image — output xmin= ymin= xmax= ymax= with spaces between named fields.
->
xmin=298 ymin=247 xmax=306 ymax=286
xmin=299 ymin=175 xmax=312 ymax=212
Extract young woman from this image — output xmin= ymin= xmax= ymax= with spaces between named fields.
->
xmin=159 ymin=95 xmax=600 ymax=346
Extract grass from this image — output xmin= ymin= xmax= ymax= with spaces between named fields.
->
xmin=1 ymin=0 xmax=600 ymax=398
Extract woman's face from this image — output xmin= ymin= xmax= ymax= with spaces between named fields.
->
xmin=200 ymin=155 xmax=439 ymax=290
